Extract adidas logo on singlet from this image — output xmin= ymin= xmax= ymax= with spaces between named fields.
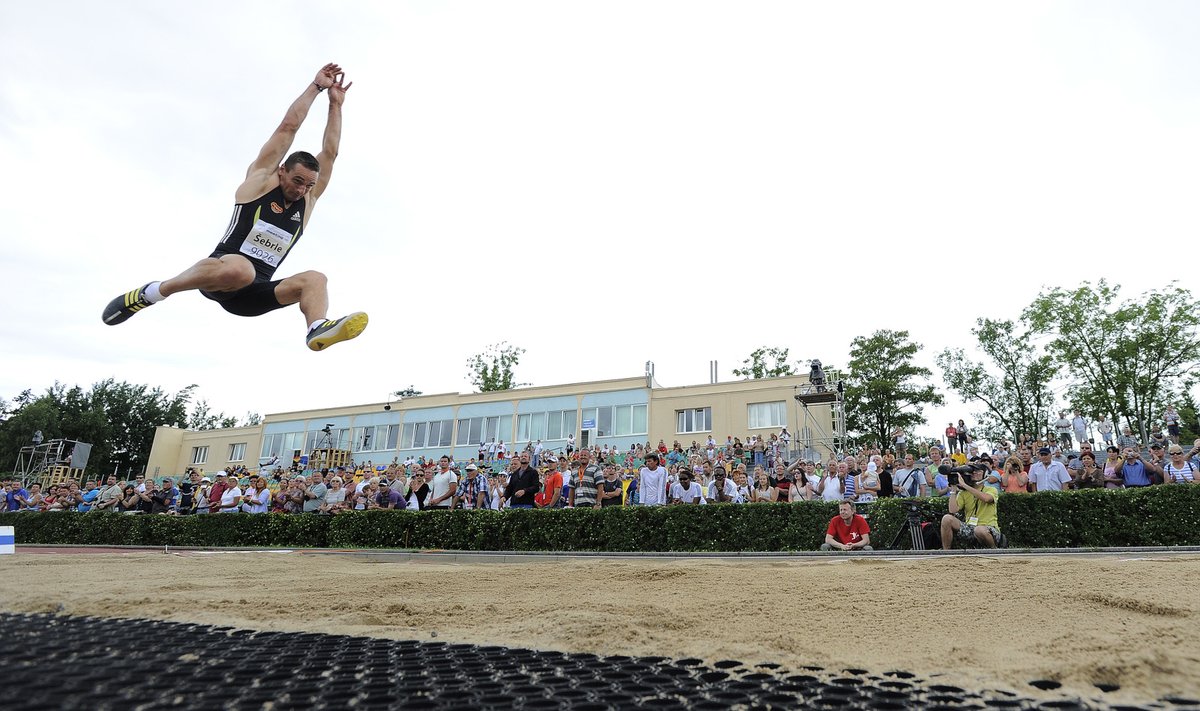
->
xmin=291 ymin=213 xmax=301 ymax=222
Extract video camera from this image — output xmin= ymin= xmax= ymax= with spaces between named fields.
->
xmin=938 ymin=462 xmax=989 ymax=486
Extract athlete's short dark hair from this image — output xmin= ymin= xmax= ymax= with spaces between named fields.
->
xmin=283 ymin=151 xmax=320 ymax=172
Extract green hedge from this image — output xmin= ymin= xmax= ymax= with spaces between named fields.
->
xmin=3 ymin=486 xmax=1198 ymax=551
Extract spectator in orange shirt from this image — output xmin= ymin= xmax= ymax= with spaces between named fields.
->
xmin=536 ymin=460 xmax=563 ymax=508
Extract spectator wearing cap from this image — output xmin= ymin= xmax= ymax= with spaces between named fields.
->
xmin=1146 ymin=441 xmax=1168 ymax=473
xmin=373 ymin=478 xmax=405 ymax=509
xmin=458 ymin=464 xmax=490 ymax=510
xmin=208 ymin=471 xmax=230 ymax=511
xmin=178 ymin=470 xmax=202 ymax=514
xmin=1028 ymin=447 xmax=1073 ymax=492
xmin=194 ymin=477 xmax=212 ymax=513
xmin=940 ymin=465 xmax=1003 ymax=549
xmin=597 ymin=464 xmax=624 ymax=507
xmin=1163 ymin=444 xmax=1196 ymax=484
xmin=534 ymin=462 xmax=562 ymax=509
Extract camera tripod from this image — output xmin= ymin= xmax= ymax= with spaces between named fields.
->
xmin=888 ymin=505 xmax=928 ymax=550
xmin=313 ymin=428 xmax=335 ymax=451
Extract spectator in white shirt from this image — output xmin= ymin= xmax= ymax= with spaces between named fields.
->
xmin=638 ymin=453 xmax=669 ymax=506
xmin=1028 ymin=447 xmax=1073 ymax=492
xmin=669 ymin=470 xmax=703 ymax=504
xmin=706 ymin=467 xmax=739 ymax=504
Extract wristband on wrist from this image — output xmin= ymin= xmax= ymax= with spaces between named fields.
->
xmin=313 ymin=83 xmax=326 ymax=92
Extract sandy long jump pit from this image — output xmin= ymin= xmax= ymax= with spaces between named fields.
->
xmin=1 ymin=550 xmax=1198 ymax=709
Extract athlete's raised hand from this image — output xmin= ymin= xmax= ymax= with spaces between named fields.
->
xmin=314 ymin=63 xmax=342 ymax=90
xmin=328 ymin=73 xmax=353 ymax=106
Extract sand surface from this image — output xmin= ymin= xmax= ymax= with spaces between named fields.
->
xmin=1 ymin=551 xmax=1196 ymax=704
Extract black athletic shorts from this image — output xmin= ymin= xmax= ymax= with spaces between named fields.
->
xmin=201 ymin=279 xmax=286 ymax=318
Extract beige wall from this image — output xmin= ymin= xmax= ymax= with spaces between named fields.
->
xmin=146 ymin=374 xmax=837 ymax=473
xmin=650 ymin=375 xmax=835 ymax=456
xmin=147 ymin=425 xmax=261 ymax=478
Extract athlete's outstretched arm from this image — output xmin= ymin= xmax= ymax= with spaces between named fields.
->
xmin=310 ymin=74 xmax=352 ymax=203
xmin=244 ymin=63 xmax=341 ymax=179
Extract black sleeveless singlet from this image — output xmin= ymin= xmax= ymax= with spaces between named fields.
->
xmin=209 ymin=185 xmax=306 ymax=282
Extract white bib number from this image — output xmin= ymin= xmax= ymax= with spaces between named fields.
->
xmin=239 ymin=219 xmax=294 ymax=267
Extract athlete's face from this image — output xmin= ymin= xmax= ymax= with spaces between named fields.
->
xmin=279 ymin=164 xmax=319 ymax=202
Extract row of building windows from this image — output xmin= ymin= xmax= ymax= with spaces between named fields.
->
xmin=676 ymin=402 xmax=786 ymax=434
xmin=245 ymin=401 xmax=788 ymax=461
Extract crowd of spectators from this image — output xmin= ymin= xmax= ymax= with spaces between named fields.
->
xmin=5 ymin=425 xmax=1197 ymax=537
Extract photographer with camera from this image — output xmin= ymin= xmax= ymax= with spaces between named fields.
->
xmin=939 ymin=462 xmax=1003 ymax=549
xmin=1114 ymin=447 xmax=1158 ymax=487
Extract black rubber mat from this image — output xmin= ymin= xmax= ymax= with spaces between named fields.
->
xmin=0 ymin=612 xmax=1193 ymax=710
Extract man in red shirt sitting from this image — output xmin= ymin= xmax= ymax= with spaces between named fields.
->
xmin=821 ymin=500 xmax=873 ymax=551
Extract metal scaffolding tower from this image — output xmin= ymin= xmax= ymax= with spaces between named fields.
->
xmin=792 ymin=379 xmax=847 ymax=461
xmin=13 ymin=439 xmax=91 ymax=487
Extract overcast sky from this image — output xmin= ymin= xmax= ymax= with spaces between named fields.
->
xmin=2 ymin=1 xmax=1197 ymax=443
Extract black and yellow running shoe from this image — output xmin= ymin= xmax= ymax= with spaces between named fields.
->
xmin=102 ymin=284 xmax=155 ymax=325
xmin=306 ymin=312 xmax=369 ymax=351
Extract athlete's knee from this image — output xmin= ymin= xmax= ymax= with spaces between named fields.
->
xmin=210 ymin=258 xmax=255 ymax=290
xmin=294 ymin=270 xmax=328 ymax=291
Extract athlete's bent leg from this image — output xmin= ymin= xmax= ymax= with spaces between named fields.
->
xmin=275 ymin=270 xmax=368 ymax=351
xmin=274 ymin=270 xmax=329 ymax=325
xmin=161 ymin=255 xmax=256 ymax=296
xmin=103 ymin=255 xmax=256 ymax=326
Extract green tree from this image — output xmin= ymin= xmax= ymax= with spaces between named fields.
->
xmin=844 ymin=329 xmax=944 ymax=448
xmin=1 ymin=380 xmax=205 ymax=478
xmin=1175 ymin=391 xmax=1200 ymax=445
xmin=732 ymin=347 xmax=797 ymax=379
xmin=187 ymin=398 xmax=246 ymax=430
xmin=936 ymin=318 xmax=1059 ymax=444
xmin=1023 ymin=280 xmax=1200 ymax=441
xmin=466 ymin=343 xmax=527 ymax=392
xmin=87 ymin=379 xmax=193 ymax=475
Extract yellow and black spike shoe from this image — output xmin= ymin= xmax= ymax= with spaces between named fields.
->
xmin=102 ymin=284 xmax=155 ymax=325
xmin=306 ymin=312 xmax=369 ymax=351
